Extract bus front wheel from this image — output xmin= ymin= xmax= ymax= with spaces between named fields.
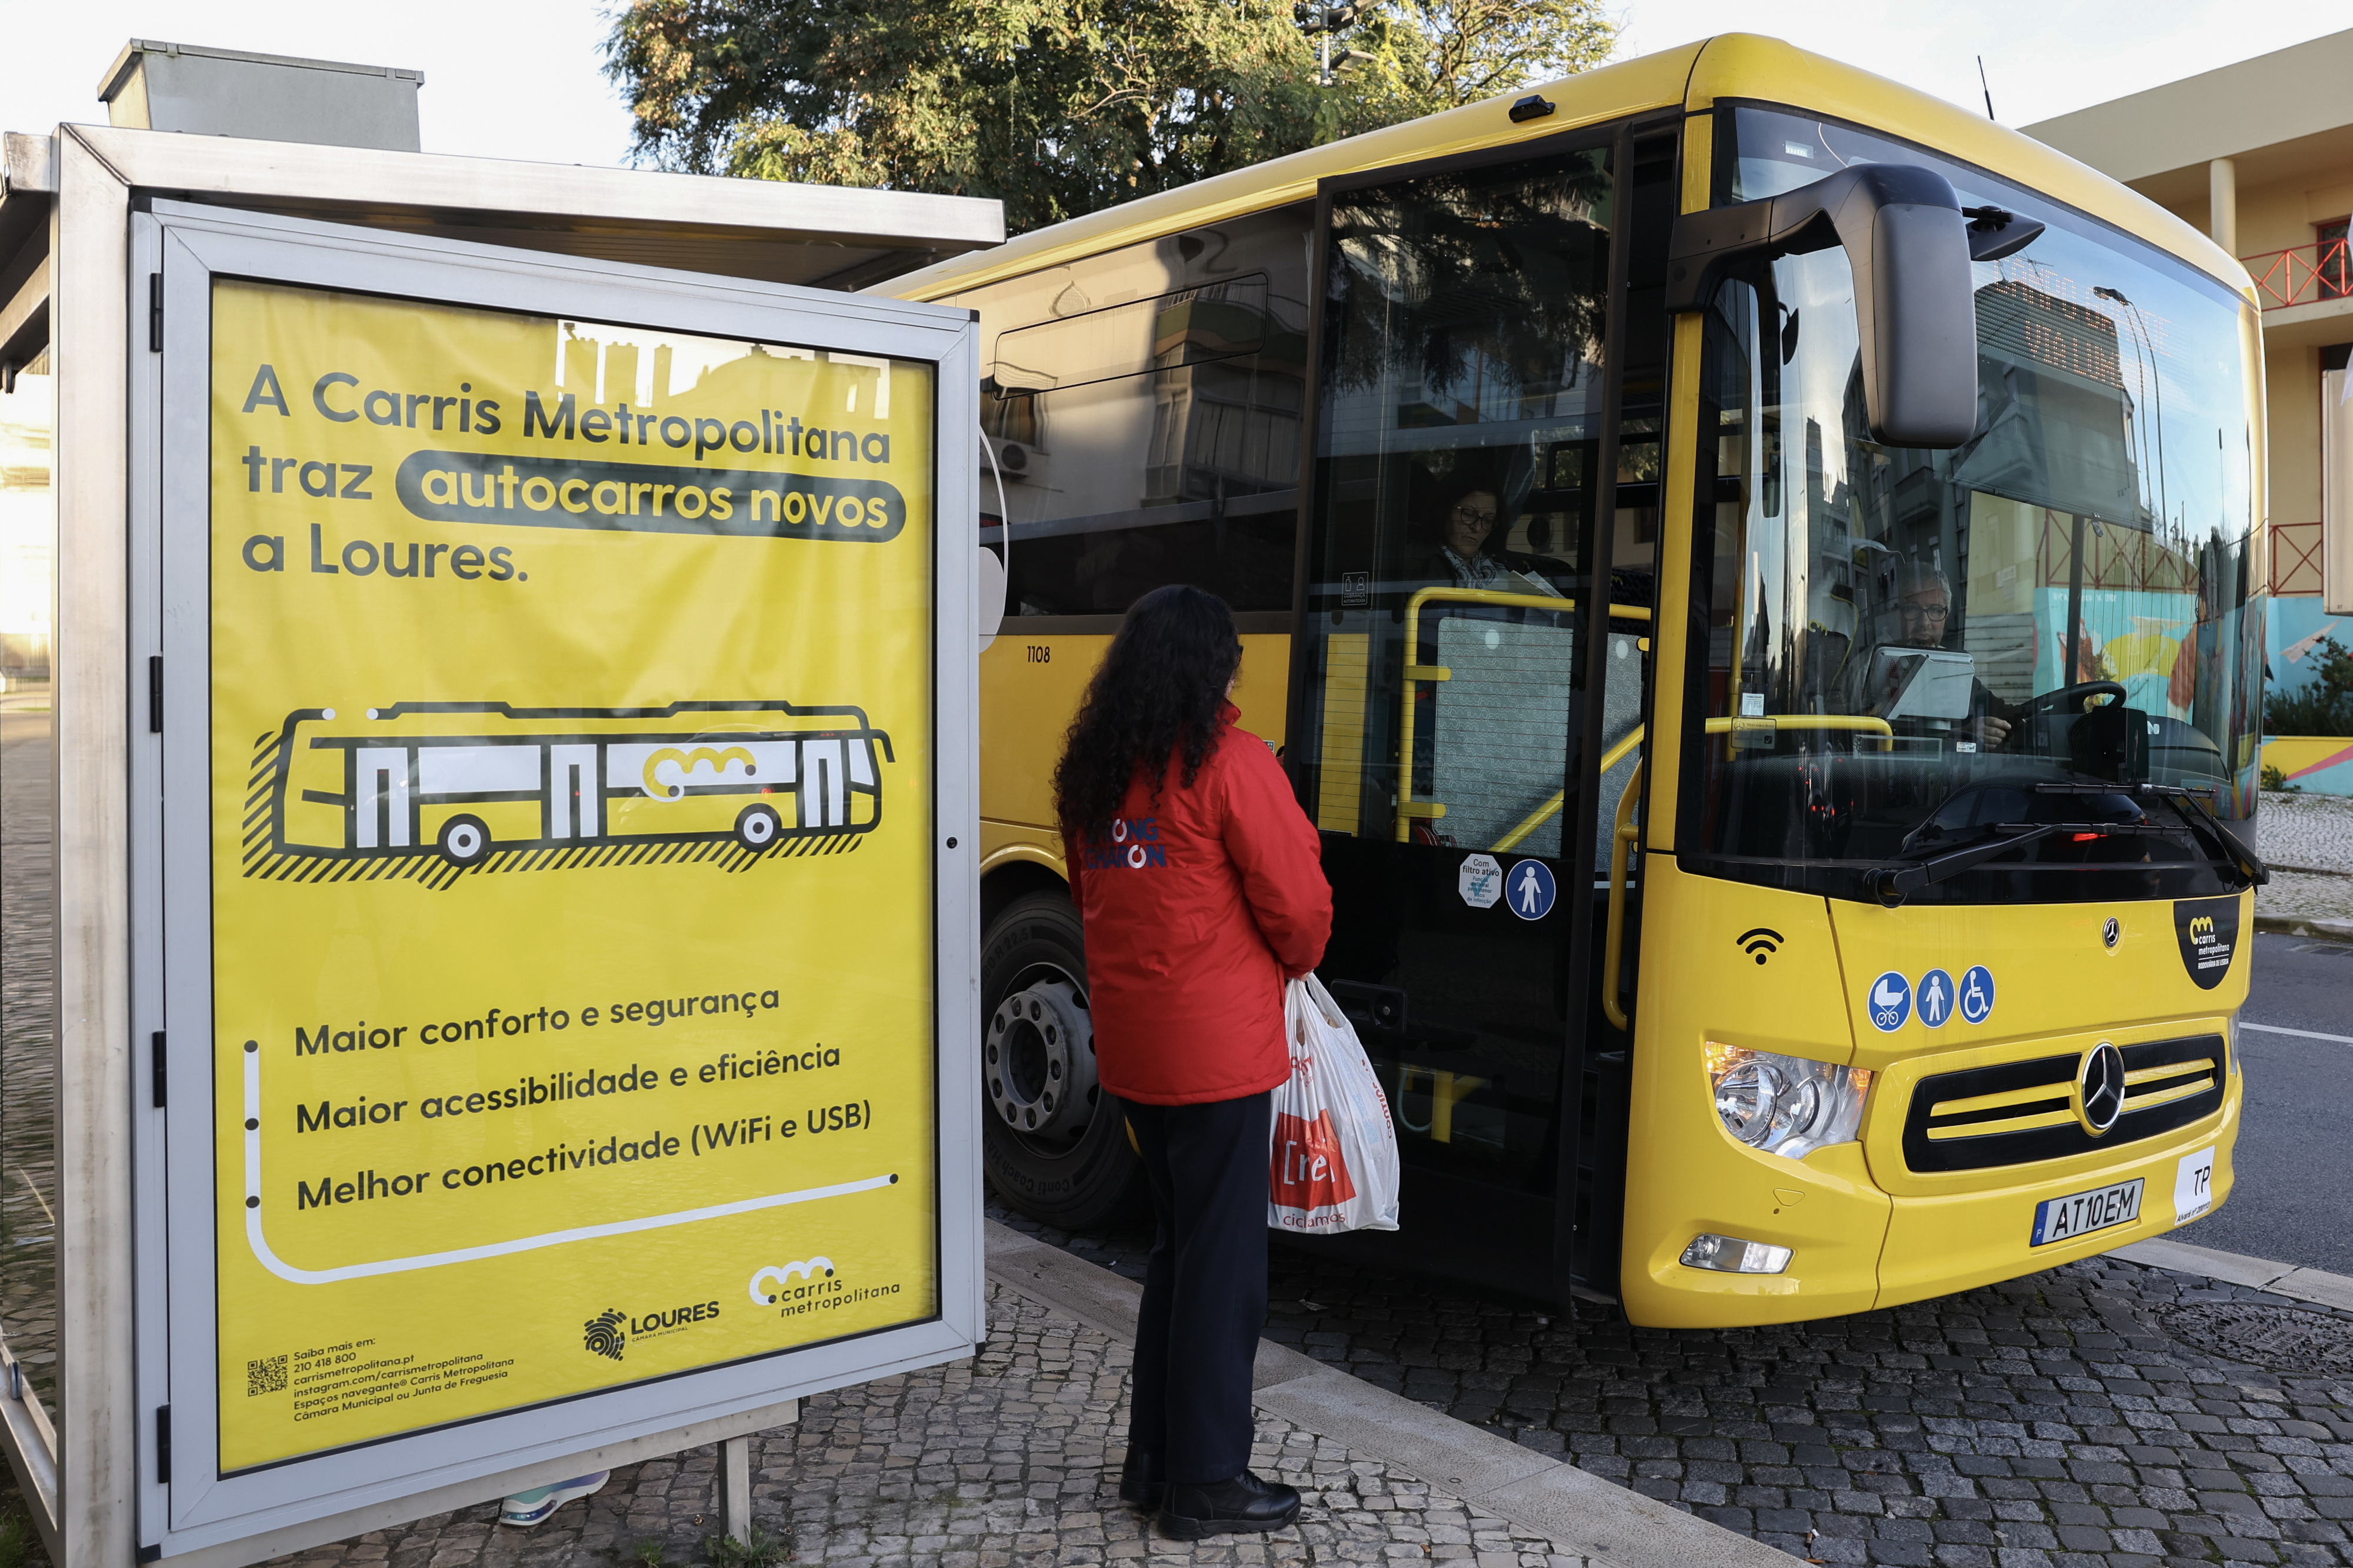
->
xmin=735 ymin=802 xmax=782 ymax=850
xmin=979 ymin=889 xmax=1143 ymax=1231
xmin=438 ymin=814 xmax=490 ymax=866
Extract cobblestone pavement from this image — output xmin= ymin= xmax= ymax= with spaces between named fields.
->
xmin=994 ymin=1206 xmax=2353 ymax=1567
xmin=2258 ymin=793 xmax=2353 ymax=876
xmin=2254 ymin=792 xmax=2353 ymax=927
xmin=2257 ymin=870 xmax=2353 ymax=927
xmin=263 ymin=1281 xmax=1587 ymax=1568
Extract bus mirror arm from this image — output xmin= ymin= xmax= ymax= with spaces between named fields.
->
xmin=1665 ymin=164 xmax=1982 ymax=449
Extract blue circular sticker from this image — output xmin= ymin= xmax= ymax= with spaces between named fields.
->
xmin=1916 ymin=968 xmax=1955 ymax=1028
xmin=1506 ymin=859 xmax=1557 ymax=921
xmin=1958 ymin=965 xmax=1996 ymax=1025
xmin=1867 ymin=970 xmax=1912 ymax=1032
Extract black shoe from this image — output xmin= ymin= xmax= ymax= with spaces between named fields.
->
xmin=1117 ymin=1449 xmax=1164 ymax=1509
xmin=1158 ymin=1470 xmax=1301 ymax=1539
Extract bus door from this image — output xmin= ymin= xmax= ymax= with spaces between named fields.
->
xmin=1288 ymin=126 xmax=1672 ymax=1301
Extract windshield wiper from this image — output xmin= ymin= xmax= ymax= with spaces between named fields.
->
xmin=2032 ymin=780 xmax=2212 ymax=801
xmin=2163 ymin=794 xmax=2268 ymax=888
xmin=2031 ymin=782 xmax=2269 ymax=888
xmin=1862 ymin=820 xmax=2166 ymax=908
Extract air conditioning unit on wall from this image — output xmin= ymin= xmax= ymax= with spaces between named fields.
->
xmin=982 ymin=433 xmax=1034 ymax=482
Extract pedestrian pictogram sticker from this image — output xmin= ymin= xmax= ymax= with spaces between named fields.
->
xmin=1866 ymin=970 xmax=1911 ymax=1032
xmin=1458 ymin=853 xmax=1502 ymax=909
xmin=1917 ymin=968 xmax=1954 ymax=1028
xmin=1958 ymin=965 xmax=1995 ymax=1025
xmin=1507 ymin=859 xmax=1557 ymax=921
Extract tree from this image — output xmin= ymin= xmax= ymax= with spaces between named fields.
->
xmin=605 ymin=0 xmax=1618 ymax=235
xmin=2267 ymin=635 xmax=2353 ymax=737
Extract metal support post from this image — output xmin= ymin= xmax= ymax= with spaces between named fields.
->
xmin=718 ymin=1434 xmax=753 ymax=1544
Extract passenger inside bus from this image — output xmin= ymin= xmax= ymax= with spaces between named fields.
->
xmin=1409 ymin=471 xmax=1566 ymax=596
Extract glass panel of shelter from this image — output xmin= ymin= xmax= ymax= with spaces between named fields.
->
xmin=0 ymin=362 xmax=57 ymax=1431
xmin=1295 ymin=146 xmax=1617 ymax=1199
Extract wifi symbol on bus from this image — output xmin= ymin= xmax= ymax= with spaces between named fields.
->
xmin=1737 ymin=928 xmax=1784 ymax=965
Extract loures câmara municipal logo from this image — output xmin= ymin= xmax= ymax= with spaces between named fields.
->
xmin=579 ymin=1300 xmax=726 ymax=1360
xmin=2172 ymin=896 xmax=2239 ymax=991
xmin=583 ymin=1308 xmax=627 ymax=1362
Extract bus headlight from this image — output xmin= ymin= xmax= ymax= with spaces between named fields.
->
xmin=1704 ymin=1044 xmax=1872 ymax=1159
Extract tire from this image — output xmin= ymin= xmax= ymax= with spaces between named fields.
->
xmin=437 ymin=813 xmax=490 ymax=866
xmin=979 ymin=889 xmax=1144 ymax=1230
xmin=735 ymin=802 xmax=782 ymax=850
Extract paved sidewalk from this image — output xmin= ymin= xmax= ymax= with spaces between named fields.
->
xmin=2257 ymin=792 xmax=2353 ymax=932
xmin=2258 ymin=793 xmax=2353 ymax=877
xmin=1003 ymin=1206 xmax=2353 ymax=1568
xmin=256 ymin=1237 xmax=1771 ymax=1568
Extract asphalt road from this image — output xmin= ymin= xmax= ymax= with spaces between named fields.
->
xmin=2175 ymin=928 xmax=2353 ymax=1274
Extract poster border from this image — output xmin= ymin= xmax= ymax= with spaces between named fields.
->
xmin=133 ymin=201 xmax=981 ymax=1554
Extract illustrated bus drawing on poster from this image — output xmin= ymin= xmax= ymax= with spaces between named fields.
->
xmin=245 ymin=700 xmax=891 ymax=886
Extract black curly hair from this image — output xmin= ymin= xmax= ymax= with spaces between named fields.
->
xmin=1053 ymin=585 xmax=1243 ymax=837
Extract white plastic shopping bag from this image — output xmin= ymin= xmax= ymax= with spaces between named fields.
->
xmin=1268 ymin=973 xmax=1401 ymax=1233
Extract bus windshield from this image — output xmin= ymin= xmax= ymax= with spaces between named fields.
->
xmin=1686 ymin=106 xmax=2266 ymax=905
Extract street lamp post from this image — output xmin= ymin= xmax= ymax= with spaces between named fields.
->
xmin=1294 ymin=2 xmax=1365 ymax=87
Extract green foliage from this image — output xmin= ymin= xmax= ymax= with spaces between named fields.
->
xmin=605 ymin=0 xmax=1617 ymax=234
xmin=626 ymin=1539 xmax=671 ymax=1568
xmin=0 ymin=1499 xmax=39 ymax=1568
xmin=2266 ymin=635 xmax=2353 ymax=736
xmin=2259 ymin=763 xmax=2299 ymax=793
xmin=704 ymin=1522 xmax=789 ymax=1567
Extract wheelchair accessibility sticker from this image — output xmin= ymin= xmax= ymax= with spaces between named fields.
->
xmin=1958 ymin=965 xmax=1995 ymax=1025
xmin=245 ymin=699 xmax=891 ymax=889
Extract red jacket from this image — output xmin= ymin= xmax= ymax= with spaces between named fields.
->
xmin=1064 ymin=712 xmax=1332 ymax=1105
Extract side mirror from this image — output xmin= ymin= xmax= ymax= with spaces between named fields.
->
xmin=1667 ymin=166 xmax=2044 ymax=449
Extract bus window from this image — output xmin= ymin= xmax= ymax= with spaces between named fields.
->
xmin=955 ymin=205 xmax=1312 ymax=620
xmin=1684 ymin=107 xmax=2263 ymax=905
xmin=1292 ymin=143 xmax=1619 ymax=1198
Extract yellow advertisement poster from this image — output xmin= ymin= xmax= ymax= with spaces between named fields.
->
xmin=209 ymin=281 xmax=938 ymax=1471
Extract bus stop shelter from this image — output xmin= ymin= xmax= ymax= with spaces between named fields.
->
xmin=0 ymin=41 xmax=1000 ymax=1568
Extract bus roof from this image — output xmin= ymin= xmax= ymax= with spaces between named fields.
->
xmin=875 ymin=32 xmax=2249 ymax=306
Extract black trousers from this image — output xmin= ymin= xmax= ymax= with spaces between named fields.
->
xmin=1123 ymin=1090 xmax=1271 ymax=1485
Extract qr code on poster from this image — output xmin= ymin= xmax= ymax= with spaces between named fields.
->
xmin=246 ymin=1355 xmax=286 ymax=1397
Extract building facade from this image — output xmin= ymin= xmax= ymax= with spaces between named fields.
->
xmin=2027 ymin=31 xmax=2353 ymax=790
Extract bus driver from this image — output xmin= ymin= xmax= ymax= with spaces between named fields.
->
xmin=1892 ymin=563 xmax=2021 ymax=752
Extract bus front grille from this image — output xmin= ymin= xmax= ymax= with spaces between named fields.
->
xmin=1900 ymin=1035 xmax=2225 ymax=1174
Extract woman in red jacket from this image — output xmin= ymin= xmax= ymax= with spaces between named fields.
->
xmin=1056 ymin=585 xmax=1332 ymax=1540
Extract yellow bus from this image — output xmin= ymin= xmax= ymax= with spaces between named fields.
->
xmin=884 ymin=33 xmax=2268 ymax=1326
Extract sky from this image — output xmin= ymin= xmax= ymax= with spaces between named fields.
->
xmin=0 ymin=1 xmax=2345 ymax=167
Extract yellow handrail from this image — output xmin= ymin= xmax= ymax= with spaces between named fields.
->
xmin=1394 ymin=587 xmax=1653 ymax=842
xmin=1492 ymin=722 xmax=1647 ymax=852
xmin=1703 ymin=714 xmax=1895 ymax=748
xmin=1602 ymin=759 xmax=1644 ymax=1032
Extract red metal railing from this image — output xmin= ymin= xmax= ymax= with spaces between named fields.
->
xmin=2242 ymin=237 xmax=2351 ymax=311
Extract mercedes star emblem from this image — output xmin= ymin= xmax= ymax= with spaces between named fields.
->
xmin=2102 ymin=916 xmax=2120 ymax=949
xmin=2077 ymin=1041 xmax=2127 ymax=1134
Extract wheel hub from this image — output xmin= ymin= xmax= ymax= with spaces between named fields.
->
xmin=985 ymin=979 xmax=1096 ymax=1140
